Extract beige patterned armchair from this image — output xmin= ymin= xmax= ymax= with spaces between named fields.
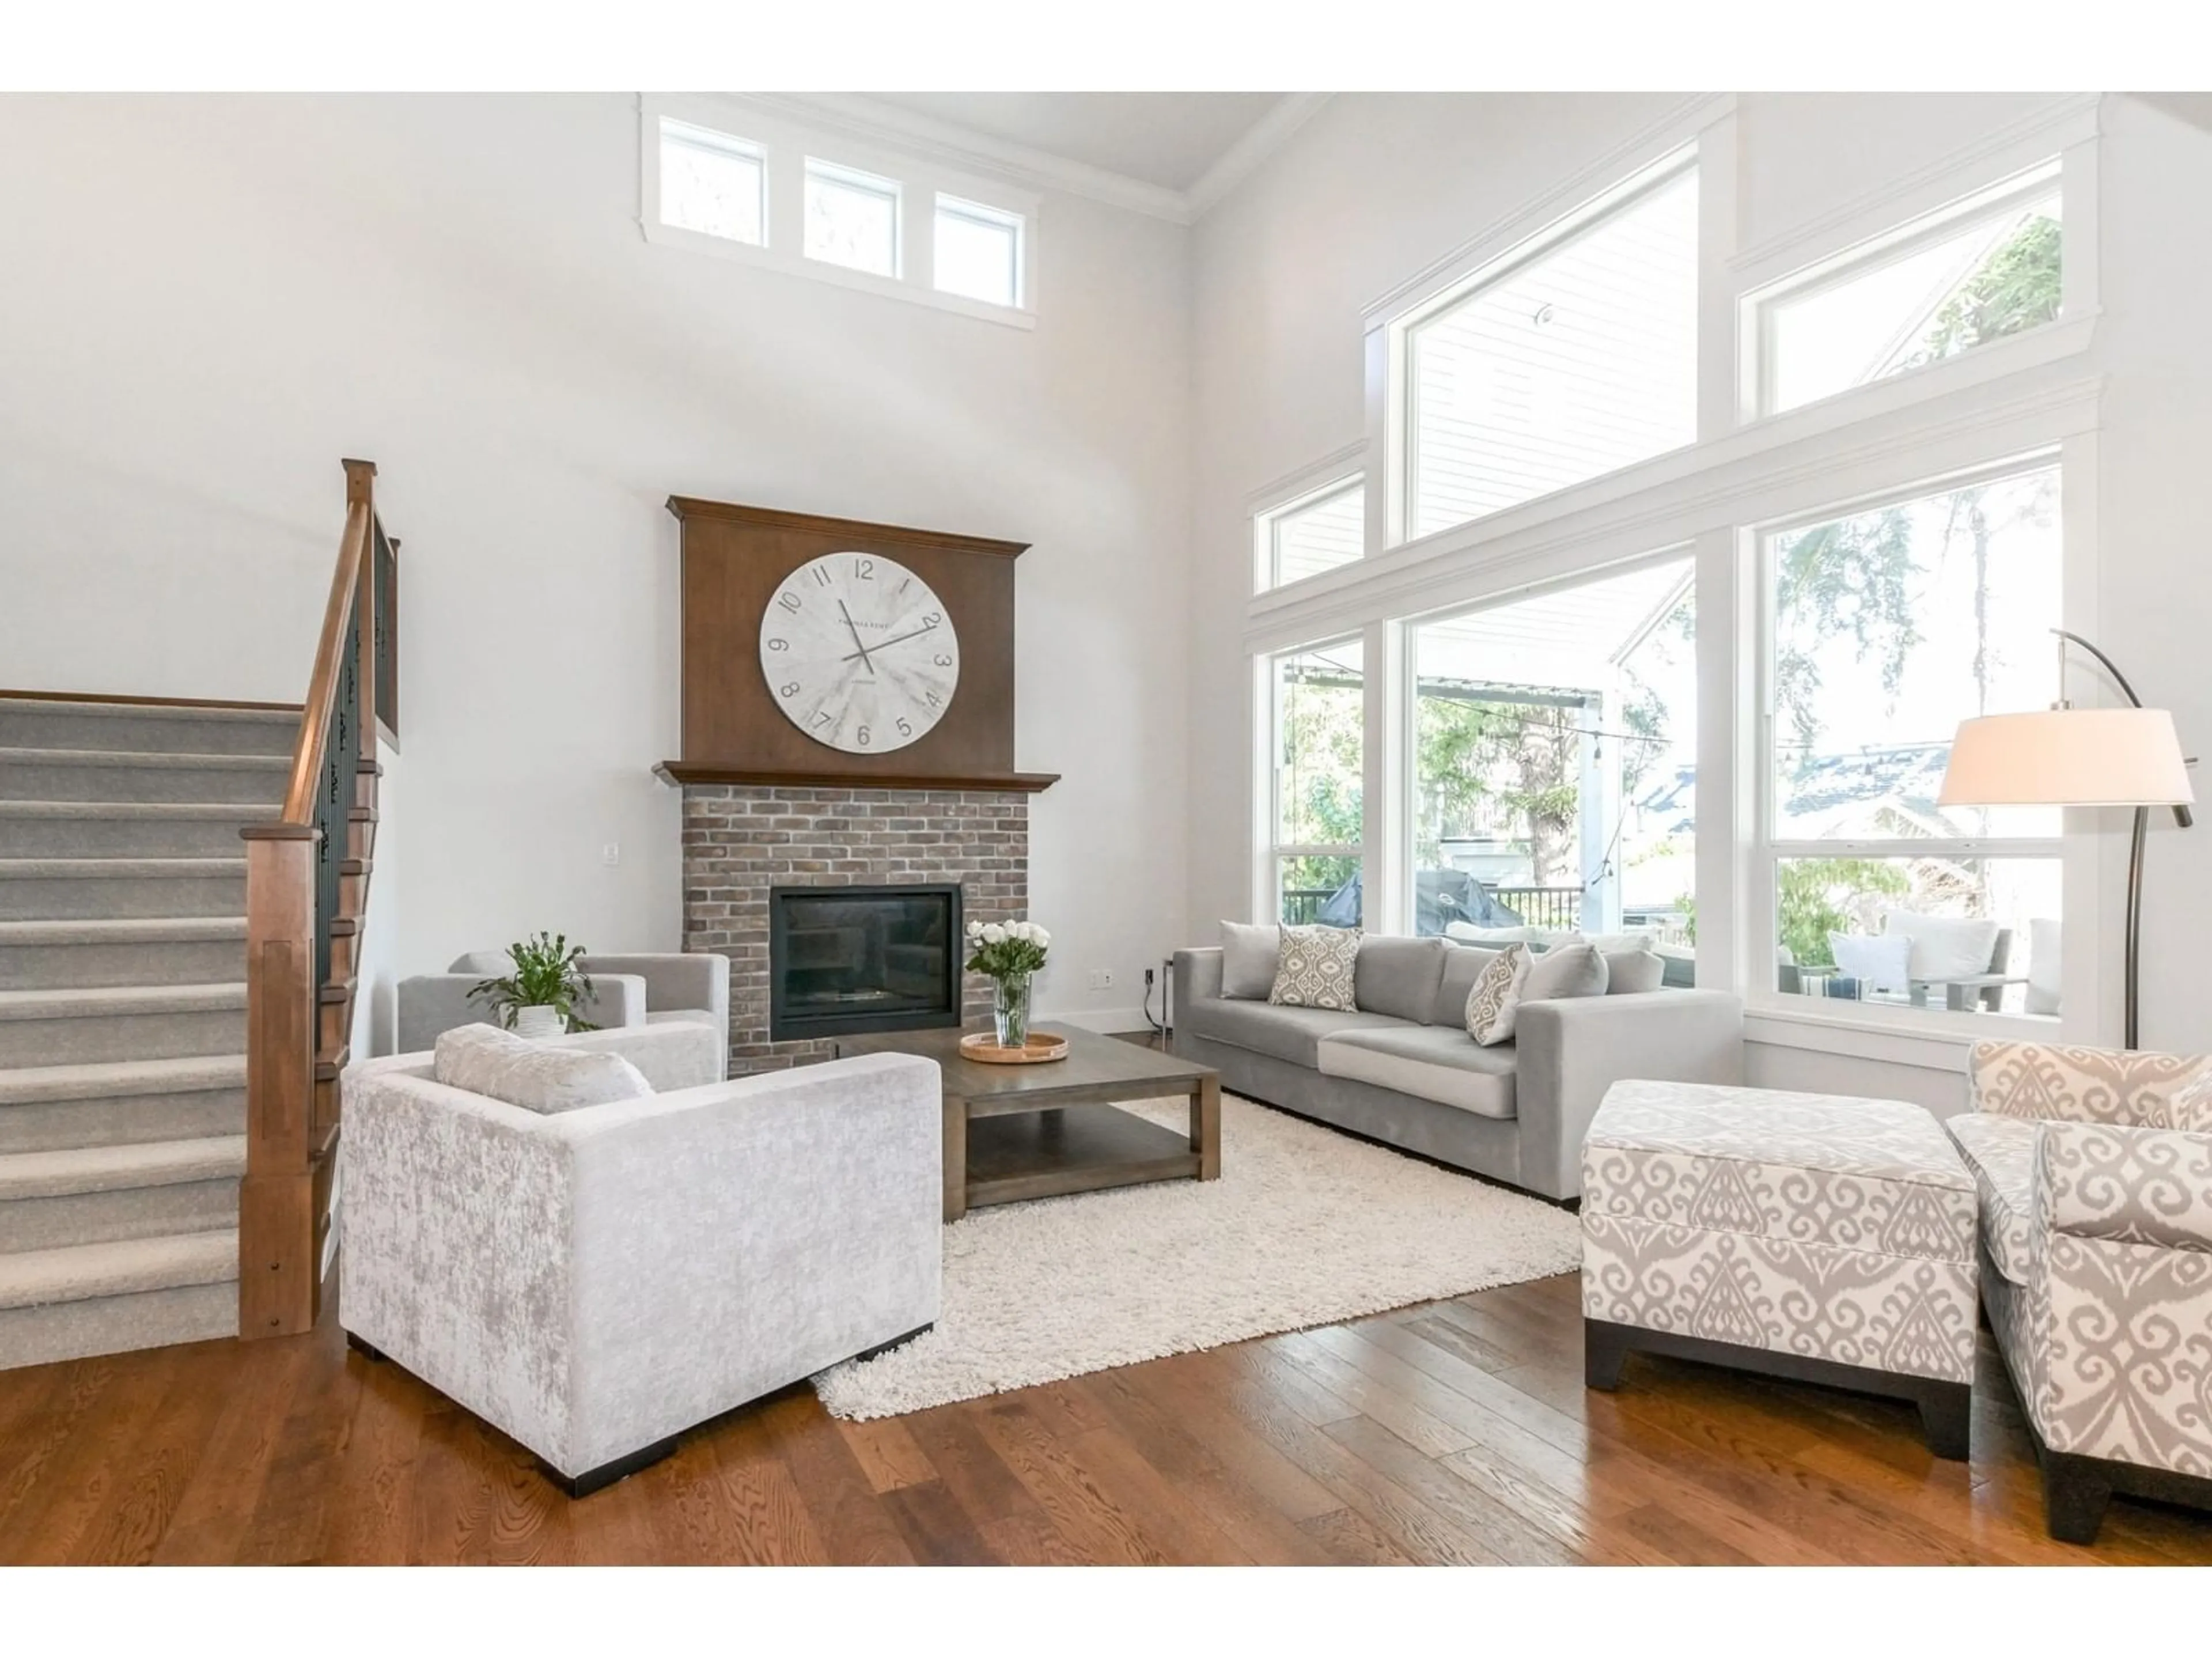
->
xmin=1950 ymin=1041 xmax=2212 ymax=1542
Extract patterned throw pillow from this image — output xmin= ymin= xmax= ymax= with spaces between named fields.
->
xmin=2165 ymin=1074 xmax=2212 ymax=1133
xmin=1464 ymin=944 xmax=1532 ymax=1046
xmin=1268 ymin=924 xmax=1362 ymax=1010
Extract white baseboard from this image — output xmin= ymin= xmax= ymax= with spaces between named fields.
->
xmin=1039 ymin=1005 xmax=1154 ymax=1035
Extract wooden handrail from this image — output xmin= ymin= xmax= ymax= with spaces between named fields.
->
xmin=240 ymin=457 xmax=394 ymax=1340
xmin=277 ymin=462 xmax=376 ymax=825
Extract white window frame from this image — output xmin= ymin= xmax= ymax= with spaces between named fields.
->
xmin=1251 ymin=465 xmax=1366 ymax=596
xmin=1743 ymin=160 xmax=2068 ymax=422
xmin=803 ymin=157 xmax=904 ymax=279
xmin=637 ymin=94 xmax=1039 ymax=330
xmin=1745 ymin=450 xmax=2073 ymax=1042
xmin=1257 ymin=637 xmax=1366 ymax=929
xmin=933 ymin=192 xmax=1026 ymax=310
xmin=656 ymin=117 xmax=769 ymax=248
xmin=1384 ymin=145 xmax=1700 ymax=550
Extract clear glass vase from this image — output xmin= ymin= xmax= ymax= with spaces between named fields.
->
xmin=992 ymin=973 xmax=1032 ymax=1050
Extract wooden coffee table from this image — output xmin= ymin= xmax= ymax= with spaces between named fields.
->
xmin=832 ymin=1026 xmax=1220 ymax=1222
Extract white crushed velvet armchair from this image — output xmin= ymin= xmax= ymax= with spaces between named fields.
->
xmin=1948 ymin=1040 xmax=2212 ymax=1542
xmin=339 ymin=1020 xmax=940 ymax=1495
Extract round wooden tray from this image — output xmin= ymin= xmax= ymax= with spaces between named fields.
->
xmin=958 ymin=1031 xmax=1070 ymax=1065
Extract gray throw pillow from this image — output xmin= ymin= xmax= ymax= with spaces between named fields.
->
xmin=1602 ymin=946 xmax=1665 ymax=995
xmin=1433 ymin=944 xmax=1502 ymax=1026
xmin=433 ymin=1025 xmax=652 ymax=1116
xmin=1268 ymin=924 xmax=1362 ymax=1010
xmin=1354 ymin=935 xmax=1449 ymax=1024
xmin=1219 ymin=921 xmax=1281 ymax=1000
xmin=1522 ymin=941 xmax=1608 ymax=1002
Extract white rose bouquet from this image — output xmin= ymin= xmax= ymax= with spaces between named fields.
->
xmin=964 ymin=916 xmax=1051 ymax=980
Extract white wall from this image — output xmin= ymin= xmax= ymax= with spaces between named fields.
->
xmin=1187 ymin=91 xmax=2212 ymax=1107
xmin=0 ymin=94 xmax=1192 ymax=1039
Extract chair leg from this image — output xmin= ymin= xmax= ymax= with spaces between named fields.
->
xmin=1917 ymin=1382 xmax=1971 ymax=1460
xmin=346 ymin=1331 xmax=387 ymax=1363
xmin=1584 ymin=1318 xmax=1628 ymax=1391
xmin=847 ymin=1322 xmax=933 ymax=1365
xmin=2043 ymin=1452 xmax=2114 ymax=1545
xmin=554 ymin=1435 xmax=680 ymax=1500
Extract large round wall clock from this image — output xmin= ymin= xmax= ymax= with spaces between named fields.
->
xmin=757 ymin=551 xmax=962 ymax=753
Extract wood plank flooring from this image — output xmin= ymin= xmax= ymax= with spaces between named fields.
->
xmin=2 ymin=1272 xmax=2209 ymax=1565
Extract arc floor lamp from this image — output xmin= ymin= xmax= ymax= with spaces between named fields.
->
xmin=1937 ymin=629 xmax=2194 ymax=1050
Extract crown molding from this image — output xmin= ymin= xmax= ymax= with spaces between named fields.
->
xmin=703 ymin=92 xmax=1327 ymax=226
xmin=1186 ymin=93 xmax=1334 ymax=217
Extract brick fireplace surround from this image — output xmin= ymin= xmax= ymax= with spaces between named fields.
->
xmin=680 ymin=784 xmax=1029 ymax=1070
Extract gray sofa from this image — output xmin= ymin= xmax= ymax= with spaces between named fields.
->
xmin=1172 ymin=935 xmax=1743 ymax=1201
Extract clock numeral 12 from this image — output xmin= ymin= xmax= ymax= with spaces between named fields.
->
xmin=854 ymin=558 xmax=874 ymax=579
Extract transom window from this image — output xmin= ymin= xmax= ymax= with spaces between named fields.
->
xmin=1404 ymin=157 xmax=1699 ymax=540
xmin=1751 ymin=165 xmax=2063 ymax=416
xmin=805 ymin=159 xmax=902 ymax=278
xmin=658 ymin=118 xmax=766 ymax=247
xmin=934 ymin=195 xmax=1024 ymax=309
xmin=1257 ymin=478 xmax=1365 ymax=592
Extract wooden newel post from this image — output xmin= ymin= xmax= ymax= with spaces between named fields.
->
xmin=238 ymin=827 xmax=320 ymax=1336
xmin=238 ymin=456 xmax=381 ymax=1340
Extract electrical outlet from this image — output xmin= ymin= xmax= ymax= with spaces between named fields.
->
xmin=1088 ymin=968 xmax=1115 ymax=992
xmin=600 ymin=842 xmax=621 ymax=867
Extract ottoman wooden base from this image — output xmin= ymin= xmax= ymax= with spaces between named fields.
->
xmin=1585 ymin=1316 xmax=1971 ymax=1459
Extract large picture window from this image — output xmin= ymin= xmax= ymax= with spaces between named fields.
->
xmin=1268 ymin=641 xmax=1365 ymax=926
xmin=1408 ymin=558 xmax=1696 ymax=959
xmin=1759 ymin=461 xmax=2063 ymax=1019
xmin=1404 ymin=159 xmax=1698 ymax=540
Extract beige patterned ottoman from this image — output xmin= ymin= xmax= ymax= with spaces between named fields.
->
xmin=1581 ymin=1080 xmax=1979 ymax=1456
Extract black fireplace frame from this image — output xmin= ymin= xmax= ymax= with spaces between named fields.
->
xmin=767 ymin=882 xmax=964 ymax=1042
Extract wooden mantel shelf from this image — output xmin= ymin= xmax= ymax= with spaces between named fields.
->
xmin=654 ymin=761 xmax=1059 ymax=794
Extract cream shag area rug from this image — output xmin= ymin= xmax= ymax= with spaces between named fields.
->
xmin=812 ymin=1092 xmax=1581 ymax=1421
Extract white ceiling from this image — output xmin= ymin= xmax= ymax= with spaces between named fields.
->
xmin=859 ymin=92 xmax=1296 ymax=193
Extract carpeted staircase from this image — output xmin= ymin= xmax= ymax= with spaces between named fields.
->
xmin=0 ymin=695 xmax=297 ymax=1369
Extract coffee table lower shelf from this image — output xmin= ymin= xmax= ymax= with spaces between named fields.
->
xmin=963 ymin=1103 xmax=1205 ymax=1212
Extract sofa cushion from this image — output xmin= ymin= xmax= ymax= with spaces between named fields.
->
xmin=1177 ymin=995 xmax=1404 ymax=1069
xmin=1433 ymin=944 xmax=1502 ymax=1027
xmin=432 ymin=1024 xmax=652 ymax=1116
xmin=1883 ymin=910 xmax=2001 ymax=983
xmin=1268 ymin=924 xmax=1362 ymax=1011
xmin=1527 ymin=941 xmax=1607 ymax=1002
xmin=1219 ymin=921 xmax=1280 ymax=1000
xmin=1316 ymin=1027 xmax=1519 ymax=1119
xmin=1944 ymin=1111 xmax=2040 ymax=1285
xmin=1603 ymin=946 xmax=1665 ymax=995
xmin=1354 ymin=935 xmax=1449 ymax=1024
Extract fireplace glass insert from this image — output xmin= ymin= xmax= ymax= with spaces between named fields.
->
xmin=768 ymin=884 xmax=963 ymax=1041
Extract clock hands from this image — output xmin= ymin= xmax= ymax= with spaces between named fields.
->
xmin=837 ymin=601 xmax=876 ymax=675
xmin=839 ymin=618 xmax=939 ymax=662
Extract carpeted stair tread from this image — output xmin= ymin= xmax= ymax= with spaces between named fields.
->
xmin=0 ymin=1053 xmax=246 ymax=1106
xmin=0 ymin=1135 xmax=247 ymax=1201
xmin=0 ymin=747 xmax=290 ymax=772
xmin=0 ymin=917 xmax=246 ymax=945
xmin=0 ymin=699 xmax=296 ymax=725
xmin=0 ymin=982 xmax=248 ymax=1021
xmin=0 ymin=1229 xmax=237 ymax=1311
xmin=0 ymin=800 xmax=279 ymax=821
xmin=0 ymin=858 xmax=246 ymax=881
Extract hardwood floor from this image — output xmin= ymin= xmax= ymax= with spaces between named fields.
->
xmin=2 ymin=1273 xmax=2209 ymax=1565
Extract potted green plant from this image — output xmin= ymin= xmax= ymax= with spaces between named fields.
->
xmin=964 ymin=917 xmax=1050 ymax=1048
xmin=468 ymin=931 xmax=597 ymax=1040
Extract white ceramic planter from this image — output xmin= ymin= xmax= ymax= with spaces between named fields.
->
xmin=510 ymin=1005 xmax=566 ymax=1041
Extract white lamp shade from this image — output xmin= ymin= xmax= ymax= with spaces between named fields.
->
xmin=1938 ymin=707 xmax=2195 ymax=807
